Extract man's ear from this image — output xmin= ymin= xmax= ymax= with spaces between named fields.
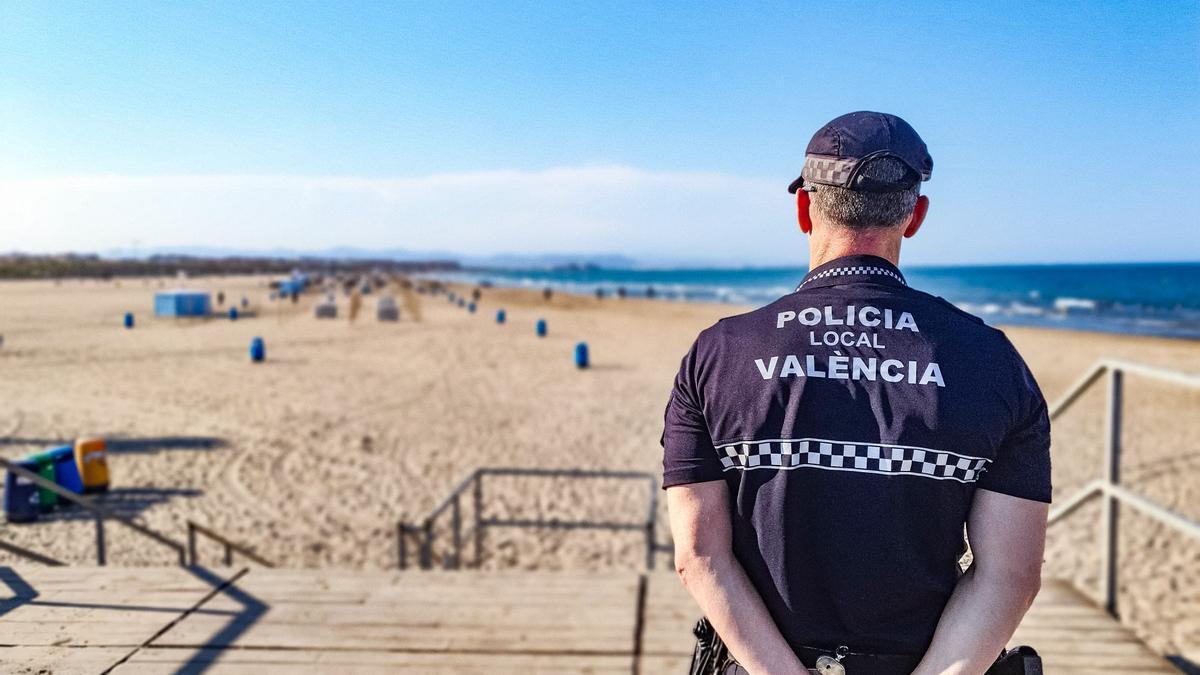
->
xmin=903 ymin=195 xmax=929 ymax=239
xmin=796 ymin=190 xmax=814 ymax=235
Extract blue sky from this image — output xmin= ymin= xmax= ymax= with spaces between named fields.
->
xmin=1 ymin=1 xmax=1197 ymax=265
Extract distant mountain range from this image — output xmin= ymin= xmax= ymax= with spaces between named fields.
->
xmin=101 ymin=245 xmax=642 ymax=270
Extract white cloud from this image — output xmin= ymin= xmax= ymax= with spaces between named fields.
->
xmin=0 ymin=167 xmax=795 ymax=263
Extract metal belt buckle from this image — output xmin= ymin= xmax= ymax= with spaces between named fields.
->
xmin=814 ymin=645 xmax=850 ymax=675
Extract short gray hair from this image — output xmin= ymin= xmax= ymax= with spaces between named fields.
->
xmin=810 ymin=157 xmax=920 ymax=229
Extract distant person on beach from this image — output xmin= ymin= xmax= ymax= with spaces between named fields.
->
xmin=663 ymin=112 xmax=1050 ymax=675
xmin=399 ymin=280 xmax=422 ymax=322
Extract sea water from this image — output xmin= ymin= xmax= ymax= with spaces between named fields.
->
xmin=437 ymin=263 xmax=1200 ymax=340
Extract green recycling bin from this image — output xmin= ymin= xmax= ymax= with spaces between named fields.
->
xmin=31 ymin=454 xmax=58 ymax=511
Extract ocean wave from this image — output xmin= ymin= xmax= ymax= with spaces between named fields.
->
xmin=1053 ymin=297 xmax=1098 ymax=312
xmin=423 ymin=266 xmax=1200 ymax=339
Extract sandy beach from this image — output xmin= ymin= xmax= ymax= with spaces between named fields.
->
xmin=1 ymin=276 xmax=1197 ymax=661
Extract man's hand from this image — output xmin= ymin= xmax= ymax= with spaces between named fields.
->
xmin=911 ymin=489 xmax=1048 ymax=675
xmin=668 ymin=481 xmax=808 ymax=675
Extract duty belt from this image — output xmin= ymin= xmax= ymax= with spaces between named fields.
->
xmin=691 ymin=618 xmax=1042 ymax=675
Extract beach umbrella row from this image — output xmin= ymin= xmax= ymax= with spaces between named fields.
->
xmin=118 ymin=283 xmax=592 ymax=369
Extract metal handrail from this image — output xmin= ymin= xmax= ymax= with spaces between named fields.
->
xmin=398 ymin=467 xmax=660 ymax=571
xmin=1044 ymin=359 xmax=1200 ymax=618
xmin=186 ymin=520 xmax=275 ymax=568
xmin=1049 ymin=480 xmax=1200 ymax=539
xmin=1048 ymin=358 xmax=1200 ymax=421
xmin=0 ymin=538 xmax=65 ymax=566
xmin=0 ymin=456 xmax=186 ymax=566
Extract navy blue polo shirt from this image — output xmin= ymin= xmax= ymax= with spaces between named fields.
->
xmin=662 ymin=254 xmax=1051 ymax=655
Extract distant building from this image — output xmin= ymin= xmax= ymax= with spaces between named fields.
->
xmin=154 ymin=289 xmax=212 ymax=317
xmin=277 ymin=272 xmax=310 ymax=297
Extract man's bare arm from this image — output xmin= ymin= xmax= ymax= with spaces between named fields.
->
xmin=911 ymin=488 xmax=1048 ymax=675
xmin=668 ymin=481 xmax=807 ymax=675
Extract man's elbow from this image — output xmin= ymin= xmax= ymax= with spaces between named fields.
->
xmin=978 ymin=561 xmax=1042 ymax=609
xmin=673 ymin=547 xmax=729 ymax=590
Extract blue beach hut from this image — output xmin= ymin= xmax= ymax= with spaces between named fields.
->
xmin=277 ymin=272 xmax=310 ymax=298
xmin=154 ymin=289 xmax=212 ymax=317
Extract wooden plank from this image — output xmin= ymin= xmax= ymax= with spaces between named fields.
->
xmin=640 ymin=572 xmax=697 ymax=656
xmin=0 ymin=566 xmax=241 ymax=648
xmin=152 ymin=569 xmax=641 ymax=655
xmin=638 ymin=575 xmax=1176 ymax=673
xmin=115 ymin=648 xmax=633 ymax=674
xmin=1 ymin=567 xmax=1177 ymax=674
xmin=1011 ymin=581 xmax=1177 ymax=673
xmin=0 ymin=646 xmax=130 ymax=675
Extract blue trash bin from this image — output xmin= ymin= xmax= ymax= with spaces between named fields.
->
xmin=3 ymin=460 xmax=41 ymax=523
xmin=250 ymin=337 xmax=265 ymax=362
xmin=229 ymin=307 xmax=239 ymax=321
xmin=575 ymin=342 xmax=590 ymax=369
xmin=468 ymin=302 xmax=476 ymax=313
xmin=124 ymin=312 xmax=134 ymax=329
xmin=48 ymin=445 xmax=84 ymax=495
xmin=496 ymin=309 xmax=506 ymax=324
xmin=536 ymin=319 xmax=547 ymax=337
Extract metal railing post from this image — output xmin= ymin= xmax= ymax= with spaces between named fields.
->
xmin=398 ymin=519 xmax=407 ymax=569
xmin=94 ymin=516 xmax=106 ymax=566
xmin=473 ymin=473 xmax=483 ymax=568
xmin=183 ymin=519 xmax=274 ymax=568
xmin=1102 ymin=368 xmax=1123 ymax=617
xmin=393 ymin=467 xmax=675 ymax=573
xmin=420 ymin=519 xmax=434 ymax=569
xmin=451 ymin=494 xmax=462 ymax=569
xmin=0 ymin=539 xmax=65 ymax=566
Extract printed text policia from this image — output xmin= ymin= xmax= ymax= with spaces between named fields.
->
xmin=759 ymin=304 xmax=946 ymax=387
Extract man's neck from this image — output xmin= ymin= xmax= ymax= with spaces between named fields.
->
xmin=807 ymin=225 xmax=902 ymax=270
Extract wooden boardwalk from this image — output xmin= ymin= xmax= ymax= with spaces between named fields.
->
xmin=0 ymin=566 xmax=1177 ymax=674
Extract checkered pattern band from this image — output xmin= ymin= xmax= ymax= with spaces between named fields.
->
xmin=801 ymin=155 xmax=858 ymax=188
xmin=796 ymin=265 xmax=907 ymax=290
xmin=715 ymin=438 xmax=990 ymax=484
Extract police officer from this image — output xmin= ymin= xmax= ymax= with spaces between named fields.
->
xmin=663 ymin=112 xmax=1050 ymax=675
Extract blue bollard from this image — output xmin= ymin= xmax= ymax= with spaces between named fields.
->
xmin=496 ymin=309 xmax=506 ymax=324
xmin=249 ymin=337 xmax=265 ymax=362
xmin=575 ymin=342 xmax=589 ymax=369
xmin=123 ymin=312 xmax=134 ymax=329
xmin=229 ymin=307 xmax=239 ymax=321
xmin=536 ymin=319 xmax=547 ymax=337
xmin=468 ymin=302 xmax=476 ymax=313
